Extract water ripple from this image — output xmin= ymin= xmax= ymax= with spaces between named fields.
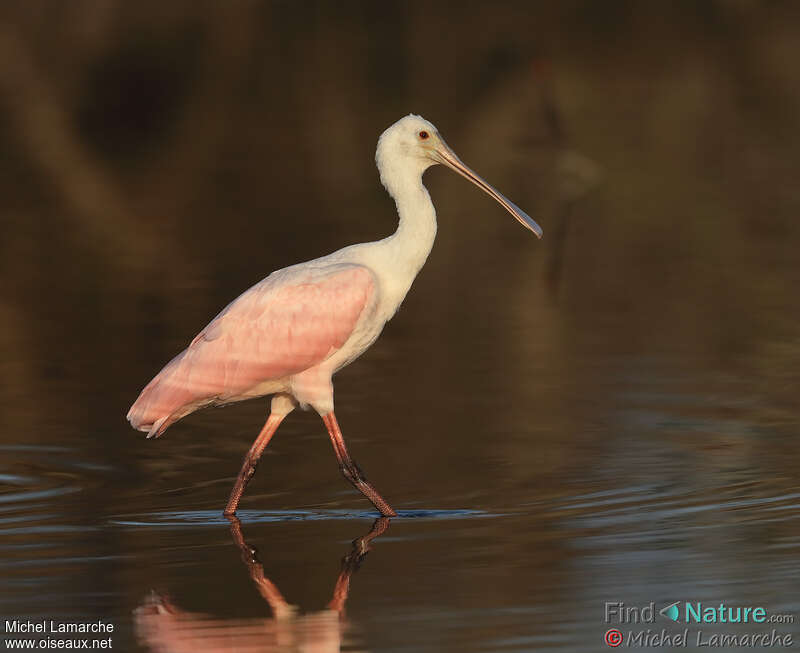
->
xmin=110 ymin=507 xmax=497 ymax=528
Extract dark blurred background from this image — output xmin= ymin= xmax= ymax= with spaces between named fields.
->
xmin=2 ymin=0 xmax=799 ymax=437
xmin=1 ymin=2 xmax=799 ymax=651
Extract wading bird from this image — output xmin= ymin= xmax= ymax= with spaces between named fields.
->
xmin=127 ymin=114 xmax=541 ymax=517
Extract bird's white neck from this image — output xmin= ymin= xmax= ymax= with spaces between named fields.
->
xmin=371 ymin=161 xmax=438 ymax=308
xmin=385 ymin=172 xmax=437 ymax=262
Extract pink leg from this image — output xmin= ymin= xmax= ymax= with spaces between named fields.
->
xmin=224 ymin=413 xmax=286 ymax=515
xmin=322 ymin=412 xmax=397 ymax=517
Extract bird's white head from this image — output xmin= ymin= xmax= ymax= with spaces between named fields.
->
xmin=376 ymin=114 xmax=439 ymax=170
xmin=376 ymin=114 xmax=542 ymax=238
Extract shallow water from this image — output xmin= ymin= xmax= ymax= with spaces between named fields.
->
xmin=2 ymin=345 xmax=800 ymax=651
xmin=3 ymin=2 xmax=800 ymax=651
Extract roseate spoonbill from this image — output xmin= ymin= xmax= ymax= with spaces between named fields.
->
xmin=127 ymin=114 xmax=542 ymax=517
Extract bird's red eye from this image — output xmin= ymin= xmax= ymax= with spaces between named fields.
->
xmin=419 ymin=131 xmax=429 ymax=140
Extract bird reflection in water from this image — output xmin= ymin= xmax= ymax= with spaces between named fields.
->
xmin=135 ymin=517 xmax=390 ymax=652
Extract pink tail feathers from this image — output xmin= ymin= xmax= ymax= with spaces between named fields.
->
xmin=127 ymin=349 xmax=199 ymax=439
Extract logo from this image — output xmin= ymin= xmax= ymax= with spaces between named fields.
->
xmin=603 ymin=600 xmax=795 ymax=649
xmin=659 ymin=601 xmax=680 ymax=622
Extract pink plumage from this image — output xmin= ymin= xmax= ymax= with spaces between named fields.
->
xmin=127 ymin=265 xmax=373 ymax=438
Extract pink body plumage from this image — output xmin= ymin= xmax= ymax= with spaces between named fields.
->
xmin=127 ymin=265 xmax=374 ymax=438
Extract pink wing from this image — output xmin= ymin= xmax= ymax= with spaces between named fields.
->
xmin=127 ymin=264 xmax=374 ymax=437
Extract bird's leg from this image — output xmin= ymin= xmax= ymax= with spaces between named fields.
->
xmin=322 ymin=412 xmax=397 ymax=517
xmin=224 ymin=413 xmax=286 ymax=515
